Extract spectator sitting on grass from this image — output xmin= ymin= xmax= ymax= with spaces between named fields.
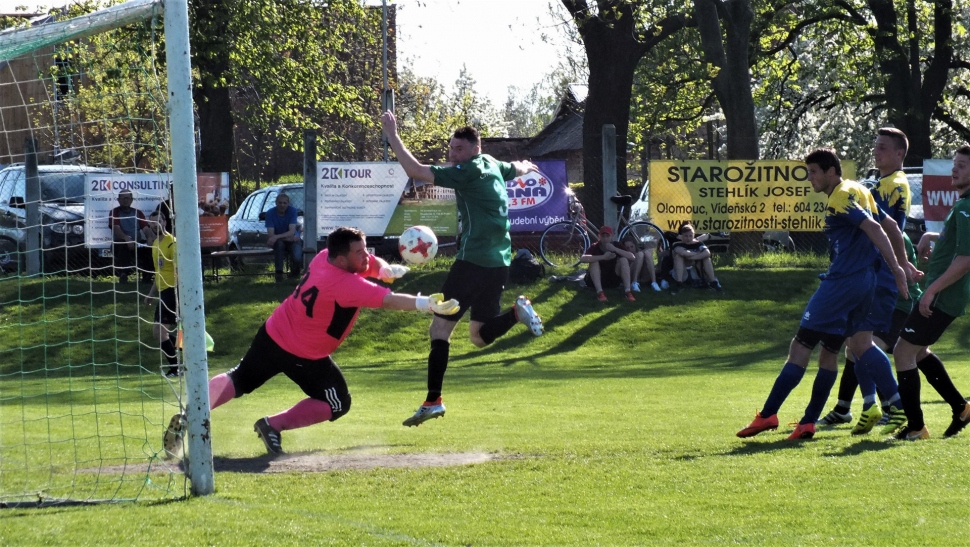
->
xmin=580 ymin=226 xmax=638 ymax=303
xmin=670 ymin=222 xmax=723 ymax=293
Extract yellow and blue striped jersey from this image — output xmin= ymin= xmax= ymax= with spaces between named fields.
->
xmin=822 ymin=179 xmax=884 ymax=279
xmin=870 ymin=170 xmax=911 ymax=289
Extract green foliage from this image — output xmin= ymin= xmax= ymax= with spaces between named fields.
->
xmin=227 ymin=0 xmax=381 ymax=159
xmin=394 ymin=65 xmax=509 ymax=160
xmin=630 ymin=26 xmax=714 ymax=163
xmin=754 ymin=0 xmax=970 ymax=166
xmin=14 ymin=1 xmax=170 ymax=171
xmin=4 ymin=268 xmax=970 ymax=543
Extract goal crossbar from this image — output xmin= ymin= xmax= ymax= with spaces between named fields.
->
xmin=0 ymin=0 xmax=163 ymax=62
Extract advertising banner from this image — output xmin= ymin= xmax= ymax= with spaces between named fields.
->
xmin=923 ymin=159 xmax=955 ymax=234
xmin=649 ymin=160 xmax=855 ymax=232
xmin=385 ymin=178 xmax=458 ymax=236
xmin=85 ymin=173 xmax=170 ymax=248
xmin=197 ymin=172 xmax=230 ymax=247
xmin=317 ymin=162 xmax=410 ymax=236
xmin=508 ymin=159 xmax=568 ymax=232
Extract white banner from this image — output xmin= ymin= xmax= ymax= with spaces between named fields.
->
xmin=85 ymin=173 xmax=170 ymax=248
xmin=317 ymin=162 xmax=409 ymax=236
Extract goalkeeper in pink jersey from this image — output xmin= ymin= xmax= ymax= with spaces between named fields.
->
xmin=166 ymin=227 xmax=460 ymax=457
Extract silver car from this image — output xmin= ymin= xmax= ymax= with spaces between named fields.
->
xmin=226 ymin=184 xmax=305 ymax=266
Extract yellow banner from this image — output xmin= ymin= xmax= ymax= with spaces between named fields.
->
xmin=649 ymin=160 xmax=856 ymax=232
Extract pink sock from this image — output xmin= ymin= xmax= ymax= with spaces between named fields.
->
xmin=208 ymin=373 xmax=236 ymax=410
xmin=267 ymin=398 xmax=332 ymax=431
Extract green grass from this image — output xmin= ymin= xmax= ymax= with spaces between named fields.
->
xmin=2 ymin=262 xmax=970 ymax=545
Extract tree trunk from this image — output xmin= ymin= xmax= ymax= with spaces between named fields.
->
xmin=560 ymin=1 xmax=688 ymax=226
xmin=580 ymin=29 xmax=640 ymax=225
xmin=869 ymin=0 xmax=952 ymax=165
xmin=190 ymin=0 xmax=234 ymax=173
xmin=694 ymin=0 xmax=759 ymax=161
xmin=694 ymin=0 xmax=762 ymax=253
xmin=194 ymin=85 xmax=234 ymax=173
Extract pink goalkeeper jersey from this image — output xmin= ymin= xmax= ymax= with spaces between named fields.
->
xmin=266 ymin=250 xmax=390 ymax=359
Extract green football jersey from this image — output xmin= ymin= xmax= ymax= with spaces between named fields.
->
xmin=893 ymin=232 xmax=922 ymax=314
xmin=922 ymin=189 xmax=970 ymax=317
xmin=430 ymin=154 xmax=516 ymax=268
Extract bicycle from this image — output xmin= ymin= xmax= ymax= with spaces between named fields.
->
xmin=539 ymin=189 xmax=668 ymax=268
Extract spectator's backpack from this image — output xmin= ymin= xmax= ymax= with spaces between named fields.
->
xmin=509 ymin=250 xmax=545 ymax=283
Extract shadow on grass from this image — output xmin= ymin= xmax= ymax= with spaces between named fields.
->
xmin=0 ymin=496 xmax=184 ymax=510
xmin=720 ymin=438 xmax=813 ymax=455
xmin=720 ymin=436 xmax=896 ymax=458
xmin=822 ymin=439 xmax=895 ymax=457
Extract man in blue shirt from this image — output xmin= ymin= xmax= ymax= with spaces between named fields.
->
xmin=265 ymin=193 xmax=303 ymax=282
xmin=737 ymin=148 xmax=909 ymax=441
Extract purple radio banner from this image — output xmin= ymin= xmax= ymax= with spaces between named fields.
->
xmin=508 ymin=159 xmax=568 ymax=232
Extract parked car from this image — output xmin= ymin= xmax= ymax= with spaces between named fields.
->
xmin=0 ymin=164 xmax=120 ymax=274
xmin=228 ymin=183 xmax=306 ymax=254
xmin=227 ymin=182 xmax=403 ymax=265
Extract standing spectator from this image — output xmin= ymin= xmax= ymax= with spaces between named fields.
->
xmin=110 ymin=189 xmax=151 ymax=284
xmin=154 ymin=185 xmax=174 ymax=234
xmin=580 ymin=226 xmax=638 ymax=302
xmin=265 ymin=193 xmax=303 ymax=283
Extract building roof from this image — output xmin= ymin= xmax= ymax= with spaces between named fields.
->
xmin=526 ymin=84 xmax=586 ymax=157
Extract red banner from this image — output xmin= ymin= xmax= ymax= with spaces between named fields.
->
xmin=923 ymin=159 xmax=957 ymax=222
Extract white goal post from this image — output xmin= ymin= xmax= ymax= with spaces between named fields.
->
xmin=0 ymin=0 xmax=213 ymax=499
xmin=163 ymin=0 xmax=214 ymax=497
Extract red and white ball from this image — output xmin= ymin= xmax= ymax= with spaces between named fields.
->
xmin=398 ymin=225 xmax=438 ymax=265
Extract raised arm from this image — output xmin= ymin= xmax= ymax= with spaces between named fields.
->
xmin=380 ymin=111 xmax=434 ymax=183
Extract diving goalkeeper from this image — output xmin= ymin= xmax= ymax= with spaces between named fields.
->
xmin=165 ymin=227 xmax=460 ymax=457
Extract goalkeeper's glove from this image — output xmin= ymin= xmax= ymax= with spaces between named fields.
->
xmin=415 ymin=293 xmax=460 ymax=315
xmin=379 ymin=263 xmax=410 ymax=283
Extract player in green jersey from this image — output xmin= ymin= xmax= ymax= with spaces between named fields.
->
xmin=892 ymin=145 xmax=970 ymax=440
xmin=380 ymin=111 xmax=545 ymax=427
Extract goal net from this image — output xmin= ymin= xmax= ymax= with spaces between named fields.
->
xmin=0 ymin=0 xmax=206 ymax=505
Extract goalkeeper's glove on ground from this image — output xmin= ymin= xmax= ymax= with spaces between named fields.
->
xmin=415 ymin=293 xmax=460 ymax=315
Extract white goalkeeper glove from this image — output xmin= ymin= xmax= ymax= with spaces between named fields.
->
xmin=415 ymin=293 xmax=460 ymax=315
xmin=379 ymin=263 xmax=410 ymax=283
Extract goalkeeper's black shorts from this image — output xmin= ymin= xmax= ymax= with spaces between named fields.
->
xmin=227 ymin=323 xmax=351 ymax=420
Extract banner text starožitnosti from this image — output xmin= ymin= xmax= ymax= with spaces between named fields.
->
xmin=649 ymin=160 xmax=856 ymax=232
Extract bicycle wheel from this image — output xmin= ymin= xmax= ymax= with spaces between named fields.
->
xmin=540 ymin=221 xmax=589 ymax=267
xmin=619 ymin=221 xmax=667 ymax=270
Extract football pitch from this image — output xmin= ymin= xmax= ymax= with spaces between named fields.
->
xmin=3 ymin=263 xmax=970 ymax=545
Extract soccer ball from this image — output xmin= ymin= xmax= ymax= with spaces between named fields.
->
xmin=399 ymin=225 xmax=438 ymax=265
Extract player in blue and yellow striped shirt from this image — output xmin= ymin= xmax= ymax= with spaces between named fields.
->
xmin=822 ymin=128 xmax=919 ymax=433
xmin=738 ymin=148 xmax=911 ymax=440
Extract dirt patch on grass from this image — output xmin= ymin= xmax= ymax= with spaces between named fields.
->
xmin=86 ymin=451 xmax=504 ymax=475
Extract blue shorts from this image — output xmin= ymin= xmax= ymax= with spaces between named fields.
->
xmin=800 ymin=269 xmax=875 ymax=337
xmin=858 ymin=285 xmax=898 ymax=333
